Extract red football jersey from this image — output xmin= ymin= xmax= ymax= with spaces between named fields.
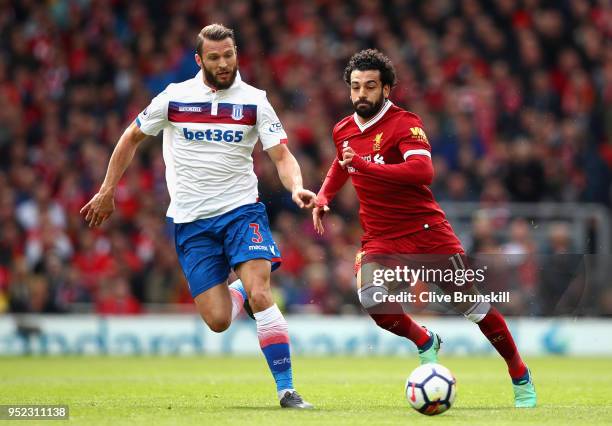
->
xmin=331 ymin=101 xmax=447 ymax=241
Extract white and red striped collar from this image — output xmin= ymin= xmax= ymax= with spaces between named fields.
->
xmin=353 ymin=99 xmax=393 ymax=133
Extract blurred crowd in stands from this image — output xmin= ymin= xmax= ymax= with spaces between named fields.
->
xmin=0 ymin=0 xmax=611 ymax=315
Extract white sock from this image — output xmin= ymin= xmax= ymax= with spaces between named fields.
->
xmin=228 ymin=282 xmax=245 ymax=321
xmin=254 ymin=304 xmax=294 ymax=398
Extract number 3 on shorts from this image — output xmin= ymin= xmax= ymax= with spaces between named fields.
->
xmin=249 ymin=223 xmax=263 ymax=243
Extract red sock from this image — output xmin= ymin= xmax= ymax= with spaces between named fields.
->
xmin=369 ymin=310 xmax=430 ymax=348
xmin=477 ymin=307 xmax=527 ymax=379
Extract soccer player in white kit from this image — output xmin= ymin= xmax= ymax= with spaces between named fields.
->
xmin=80 ymin=24 xmax=315 ymax=409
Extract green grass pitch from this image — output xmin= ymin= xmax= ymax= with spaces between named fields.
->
xmin=1 ymin=356 xmax=611 ymax=425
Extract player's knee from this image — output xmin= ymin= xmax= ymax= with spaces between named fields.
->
xmin=200 ymin=311 xmax=231 ymax=333
xmin=462 ymin=301 xmax=491 ymax=323
xmin=248 ymin=286 xmax=273 ymax=311
xmin=358 ymin=282 xmax=384 ymax=310
xmin=205 ymin=317 xmax=231 ymax=333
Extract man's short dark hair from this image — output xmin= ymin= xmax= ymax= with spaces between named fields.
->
xmin=196 ymin=23 xmax=235 ymax=56
xmin=343 ymin=49 xmax=397 ymax=88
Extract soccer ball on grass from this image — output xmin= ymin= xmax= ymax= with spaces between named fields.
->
xmin=405 ymin=363 xmax=456 ymax=415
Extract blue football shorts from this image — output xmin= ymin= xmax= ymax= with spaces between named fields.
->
xmin=173 ymin=202 xmax=281 ymax=298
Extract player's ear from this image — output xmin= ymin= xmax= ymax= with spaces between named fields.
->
xmin=383 ymin=84 xmax=391 ymax=99
xmin=194 ymin=53 xmax=203 ymax=67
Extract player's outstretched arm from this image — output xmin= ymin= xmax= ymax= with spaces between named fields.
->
xmin=341 ymin=147 xmax=433 ymax=185
xmin=313 ymin=158 xmax=349 ymax=235
xmin=266 ymin=144 xmax=316 ymax=209
xmin=80 ymin=121 xmax=149 ymax=227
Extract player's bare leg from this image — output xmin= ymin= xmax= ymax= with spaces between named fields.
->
xmin=193 ymin=278 xmax=249 ymax=332
xmin=236 ymin=259 xmax=274 ymax=312
xmin=193 ymin=282 xmax=233 ymax=332
xmin=236 ymin=259 xmax=313 ymax=409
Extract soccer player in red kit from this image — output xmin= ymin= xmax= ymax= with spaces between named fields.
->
xmin=313 ymin=49 xmax=536 ymax=408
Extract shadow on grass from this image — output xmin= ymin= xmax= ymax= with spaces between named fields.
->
xmin=226 ymin=406 xmax=317 ymax=411
xmin=227 ymin=406 xmax=408 ymax=412
xmin=452 ymin=406 xmax=518 ymax=411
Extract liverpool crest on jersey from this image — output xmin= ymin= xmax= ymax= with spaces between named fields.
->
xmin=231 ymin=104 xmax=244 ymax=120
xmin=373 ymin=132 xmax=383 ymax=151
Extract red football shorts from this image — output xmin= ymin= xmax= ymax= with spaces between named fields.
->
xmin=354 ymin=220 xmax=464 ymax=275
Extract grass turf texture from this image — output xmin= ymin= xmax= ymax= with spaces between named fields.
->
xmin=1 ymin=356 xmax=611 ymax=425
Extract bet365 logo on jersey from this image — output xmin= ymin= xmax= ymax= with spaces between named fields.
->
xmin=182 ymin=128 xmax=244 ymax=143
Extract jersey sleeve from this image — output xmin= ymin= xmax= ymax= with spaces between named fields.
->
xmin=135 ymin=89 xmax=170 ymax=136
xmin=257 ymin=95 xmax=288 ymax=150
xmin=316 ymin=157 xmax=349 ymax=207
xmin=331 ymin=122 xmax=347 ymax=160
xmin=397 ymin=116 xmax=431 ymax=161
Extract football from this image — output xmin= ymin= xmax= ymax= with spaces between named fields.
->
xmin=405 ymin=363 xmax=457 ymax=415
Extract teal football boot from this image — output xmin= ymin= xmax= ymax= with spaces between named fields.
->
xmin=418 ymin=330 xmax=442 ymax=365
xmin=512 ymin=368 xmax=537 ymax=408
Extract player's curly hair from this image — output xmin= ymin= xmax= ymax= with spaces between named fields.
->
xmin=343 ymin=49 xmax=397 ymax=88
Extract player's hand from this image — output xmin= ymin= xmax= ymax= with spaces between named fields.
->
xmin=312 ymin=205 xmax=330 ymax=235
xmin=292 ymin=187 xmax=317 ymax=209
xmin=80 ymin=190 xmax=115 ymax=228
xmin=339 ymin=147 xmax=356 ymax=168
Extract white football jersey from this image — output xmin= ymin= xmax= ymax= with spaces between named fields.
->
xmin=136 ymin=71 xmax=288 ymax=223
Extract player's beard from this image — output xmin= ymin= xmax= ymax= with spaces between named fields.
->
xmin=353 ymin=93 xmax=385 ymax=119
xmin=203 ymin=63 xmax=238 ymax=90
